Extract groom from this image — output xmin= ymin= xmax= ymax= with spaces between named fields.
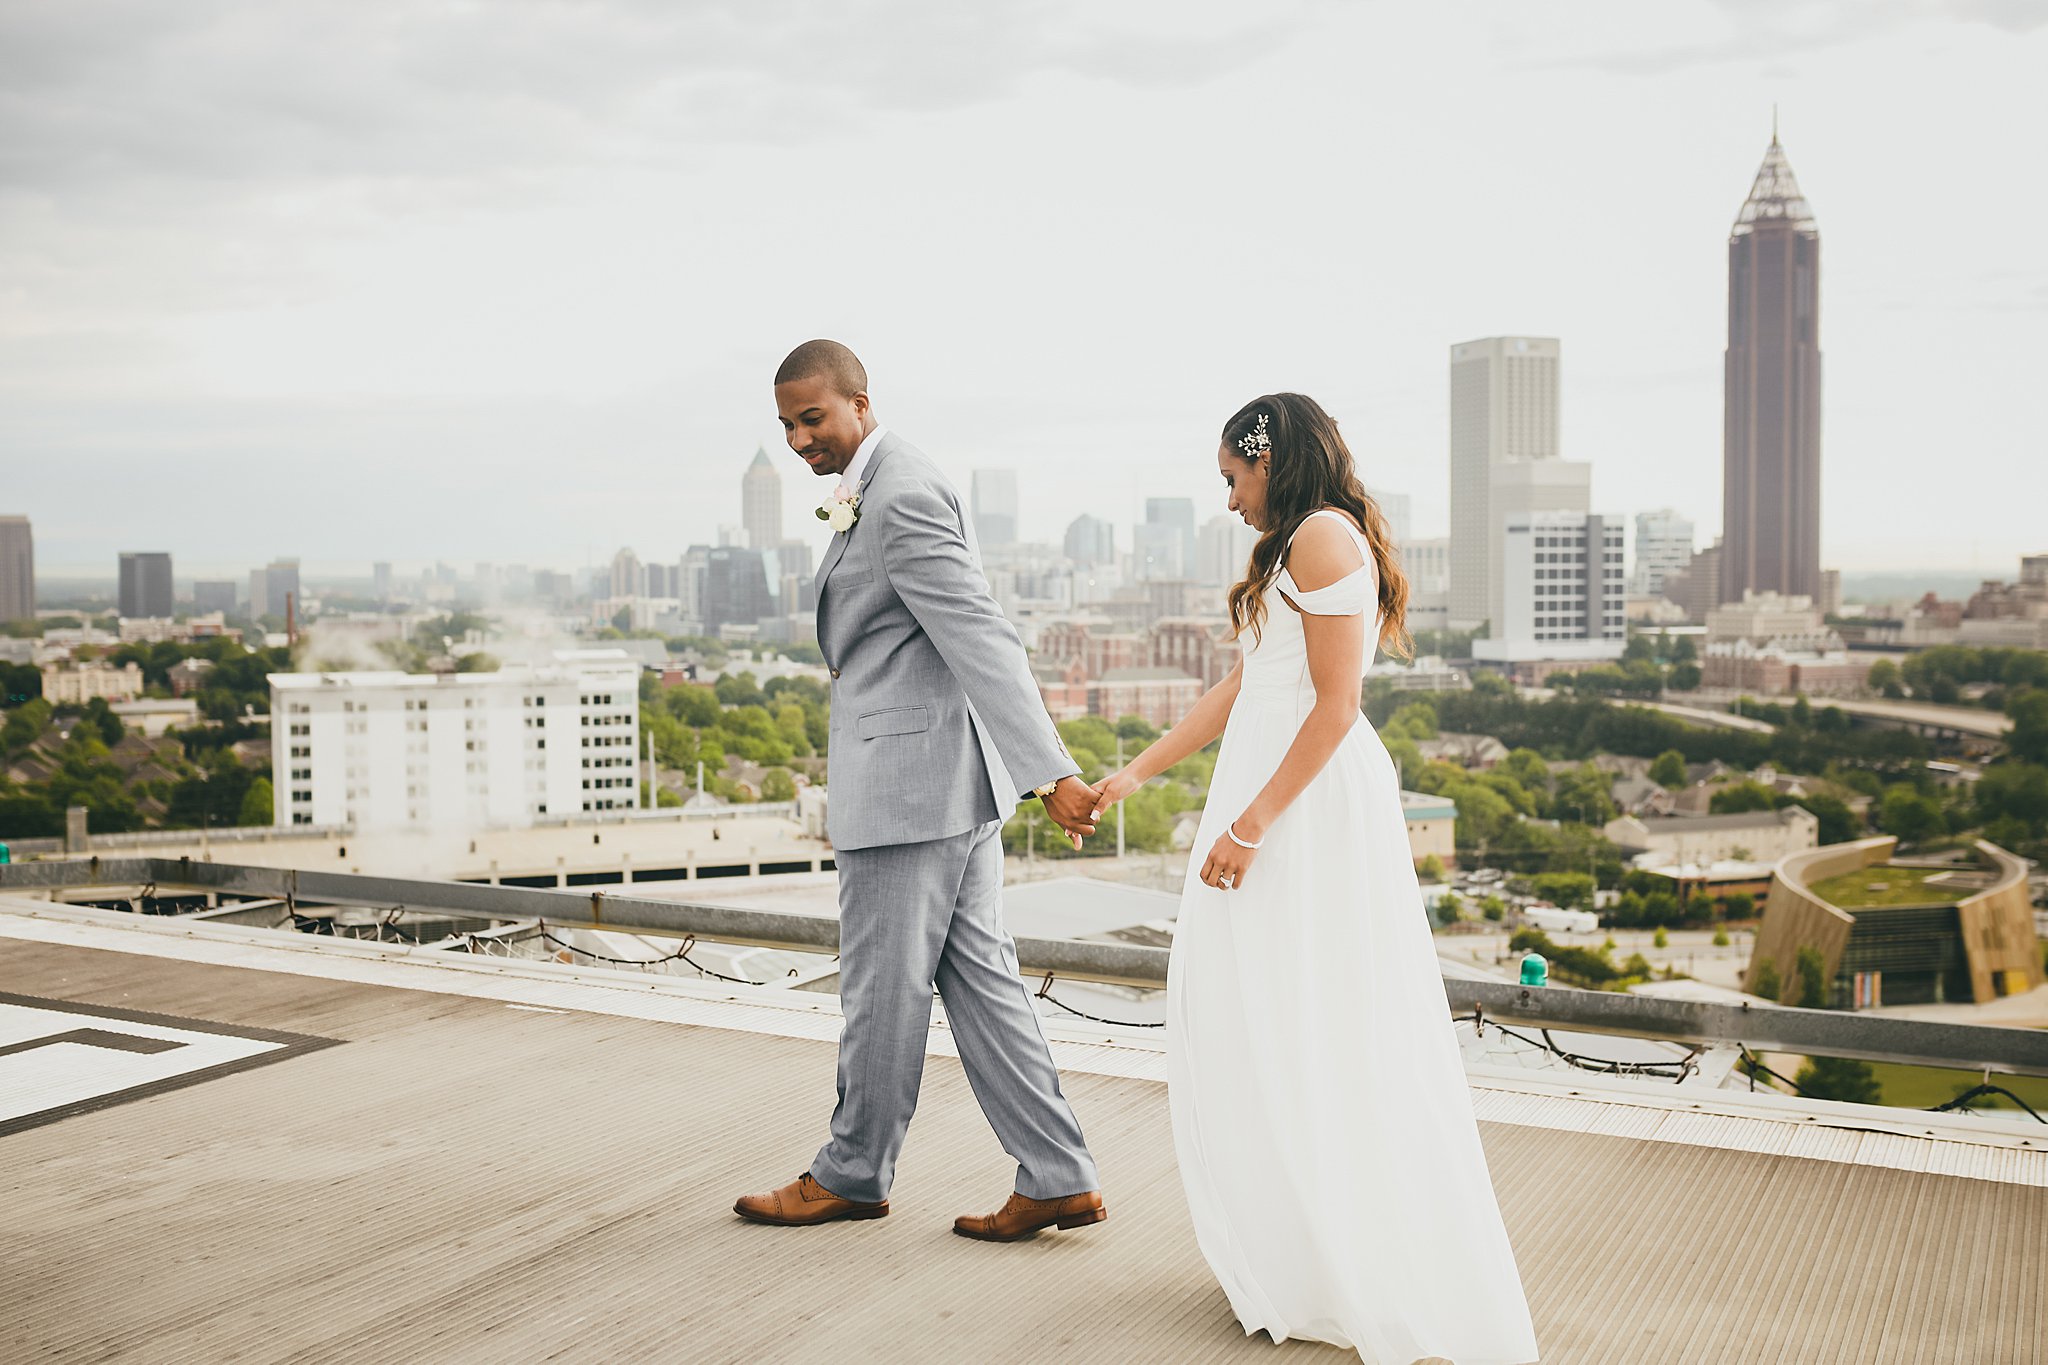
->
xmin=734 ymin=340 xmax=1108 ymax=1241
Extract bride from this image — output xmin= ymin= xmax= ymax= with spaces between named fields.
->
xmin=1095 ymin=394 xmax=1539 ymax=1363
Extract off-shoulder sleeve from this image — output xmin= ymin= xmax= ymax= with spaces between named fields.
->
xmin=1278 ymin=565 xmax=1374 ymax=616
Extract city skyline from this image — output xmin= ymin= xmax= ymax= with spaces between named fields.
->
xmin=4 ymin=4 xmax=2044 ymax=575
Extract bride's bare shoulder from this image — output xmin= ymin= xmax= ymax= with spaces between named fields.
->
xmin=1283 ymin=512 xmax=1367 ymax=593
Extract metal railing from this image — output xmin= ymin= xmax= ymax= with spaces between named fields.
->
xmin=4 ymin=856 xmax=2046 ymax=1079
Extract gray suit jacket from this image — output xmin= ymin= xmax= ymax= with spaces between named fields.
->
xmin=815 ymin=432 xmax=1074 ymax=851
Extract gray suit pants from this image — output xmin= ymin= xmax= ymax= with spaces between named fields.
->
xmin=810 ymin=820 xmax=1100 ymax=1205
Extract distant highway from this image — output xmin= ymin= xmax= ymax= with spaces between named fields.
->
xmin=1594 ymin=694 xmax=2010 ymax=743
xmin=1800 ymin=696 xmax=2011 ymax=739
xmin=1629 ymin=700 xmax=1778 ymax=734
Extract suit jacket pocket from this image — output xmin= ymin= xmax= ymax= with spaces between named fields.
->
xmin=857 ymin=705 xmax=931 ymax=740
xmin=834 ymin=568 xmax=875 ymax=586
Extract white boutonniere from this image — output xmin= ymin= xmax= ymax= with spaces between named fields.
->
xmin=816 ymin=485 xmax=863 ymax=534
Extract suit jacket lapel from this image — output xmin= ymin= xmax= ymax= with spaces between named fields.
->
xmin=813 ymin=432 xmax=902 ymax=640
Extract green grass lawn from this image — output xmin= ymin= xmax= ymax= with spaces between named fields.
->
xmin=1859 ymin=1060 xmax=2048 ymax=1115
xmin=1807 ymin=865 xmax=1970 ymax=909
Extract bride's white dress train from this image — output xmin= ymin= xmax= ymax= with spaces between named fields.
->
xmin=1168 ymin=510 xmax=1539 ymax=1363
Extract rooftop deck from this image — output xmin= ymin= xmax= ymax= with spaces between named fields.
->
xmin=4 ymin=899 xmax=2045 ymax=1363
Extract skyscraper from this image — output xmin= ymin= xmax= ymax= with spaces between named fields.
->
xmin=249 ymin=559 xmax=301 ymax=621
xmin=971 ymin=469 xmax=1019 ymax=550
xmin=742 ymin=447 xmax=783 ymax=550
xmin=193 ymin=580 xmax=238 ymax=614
xmin=373 ymin=562 xmax=393 ymax=601
xmin=1631 ymin=509 xmax=1696 ymax=598
xmin=1722 ymin=130 xmax=1822 ymax=605
xmin=1448 ymin=337 xmax=1562 ymax=631
xmin=0 ymin=516 xmax=33 ymax=623
xmin=118 ymin=552 xmax=174 ymax=618
xmin=1365 ymin=487 xmax=1413 ymax=544
xmin=1132 ymin=524 xmax=1184 ymax=581
xmin=610 ymin=547 xmax=645 ymax=600
xmin=1195 ymin=515 xmax=1259 ymax=589
xmin=1063 ymin=514 xmax=1115 ymax=568
xmin=1145 ymin=497 xmax=1198 ymax=575
xmin=703 ymin=547 xmax=774 ymax=631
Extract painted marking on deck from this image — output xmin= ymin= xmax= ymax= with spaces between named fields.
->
xmin=0 ymin=992 xmax=340 ymax=1137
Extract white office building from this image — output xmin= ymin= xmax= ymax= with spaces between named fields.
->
xmin=1474 ymin=512 xmax=1627 ymax=664
xmin=1449 ymin=336 xmax=1561 ymax=630
xmin=1632 ymin=509 xmax=1696 ymax=598
xmin=1488 ymin=458 xmax=1591 ymax=633
xmin=269 ymin=650 xmax=642 ymax=832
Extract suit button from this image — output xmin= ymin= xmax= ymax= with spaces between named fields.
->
xmin=830 ymin=668 xmax=841 ymax=679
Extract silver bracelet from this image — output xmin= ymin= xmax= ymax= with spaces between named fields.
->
xmin=1225 ymin=821 xmax=1264 ymax=850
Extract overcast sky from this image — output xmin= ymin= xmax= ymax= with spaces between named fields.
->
xmin=3 ymin=0 xmax=2043 ymax=581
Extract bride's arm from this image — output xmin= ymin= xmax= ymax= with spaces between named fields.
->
xmin=1109 ymin=661 xmax=1243 ymax=791
xmin=1227 ymin=521 xmax=1368 ymax=845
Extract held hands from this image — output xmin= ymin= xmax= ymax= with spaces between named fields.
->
xmin=1039 ymin=775 xmax=1103 ymax=850
xmin=1092 ymin=768 xmax=1141 ymax=810
xmin=1199 ymin=818 xmax=1265 ymax=892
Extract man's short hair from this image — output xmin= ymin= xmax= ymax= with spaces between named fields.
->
xmin=775 ymin=339 xmax=868 ymax=398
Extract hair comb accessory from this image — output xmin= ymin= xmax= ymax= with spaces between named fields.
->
xmin=1237 ymin=412 xmax=1270 ymax=459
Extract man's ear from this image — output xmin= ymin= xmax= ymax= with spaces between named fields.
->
xmin=851 ymin=391 xmax=871 ymax=420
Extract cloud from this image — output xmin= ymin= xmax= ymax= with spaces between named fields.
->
xmin=0 ymin=0 xmax=1308 ymax=199
xmin=1519 ymin=0 xmax=2047 ymax=77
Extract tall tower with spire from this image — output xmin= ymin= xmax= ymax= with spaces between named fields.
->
xmin=741 ymin=446 xmax=783 ymax=551
xmin=1721 ymin=125 xmax=1822 ymax=606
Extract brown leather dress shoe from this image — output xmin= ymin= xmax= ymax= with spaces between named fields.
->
xmin=734 ymin=1173 xmax=888 ymax=1226
xmin=953 ymin=1189 xmax=1107 ymax=1242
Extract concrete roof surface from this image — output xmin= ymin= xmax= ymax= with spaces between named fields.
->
xmin=4 ymin=901 xmax=2045 ymax=1364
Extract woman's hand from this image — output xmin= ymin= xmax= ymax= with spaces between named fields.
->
xmin=1199 ymin=820 xmax=1263 ymax=892
xmin=1091 ymin=768 xmax=1142 ymax=815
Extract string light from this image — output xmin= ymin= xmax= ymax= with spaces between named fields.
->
xmin=1034 ymin=973 xmax=1165 ymax=1029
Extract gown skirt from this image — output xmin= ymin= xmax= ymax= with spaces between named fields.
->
xmin=1167 ymin=517 xmax=1539 ymax=1363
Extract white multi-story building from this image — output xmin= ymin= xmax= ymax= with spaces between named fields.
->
xmin=1400 ymin=535 xmax=1452 ymax=632
xmin=1488 ymin=458 xmax=1590 ymax=633
xmin=1474 ymin=512 xmax=1626 ymax=664
xmin=1631 ymin=509 xmax=1696 ymax=598
xmin=1449 ymin=336 xmax=1560 ymax=631
xmin=41 ymin=661 xmax=145 ymax=705
xmin=1401 ymin=536 xmax=1451 ymax=599
xmin=269 ymin=650 xmax=641 ymax=832
xmin=1705 ymin=590 xmax=1822 ymax=644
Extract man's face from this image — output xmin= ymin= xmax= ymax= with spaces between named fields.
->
xmin=775 ymin=376 xmax=871 ymax=479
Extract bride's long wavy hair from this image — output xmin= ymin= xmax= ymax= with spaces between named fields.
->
xmin=1222 ymin=393 xmax=1411 ymax=658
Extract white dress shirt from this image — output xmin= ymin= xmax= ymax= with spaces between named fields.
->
xmin=836 ymin=424 xmax=889 ymax=497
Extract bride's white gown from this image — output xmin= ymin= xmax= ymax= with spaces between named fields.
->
xmin=1168 ymin=510 xmax=1539 ymax=1363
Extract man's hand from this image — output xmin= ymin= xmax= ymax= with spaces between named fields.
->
xmin=1039 ymin=775 xmax=1102 ymax=850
